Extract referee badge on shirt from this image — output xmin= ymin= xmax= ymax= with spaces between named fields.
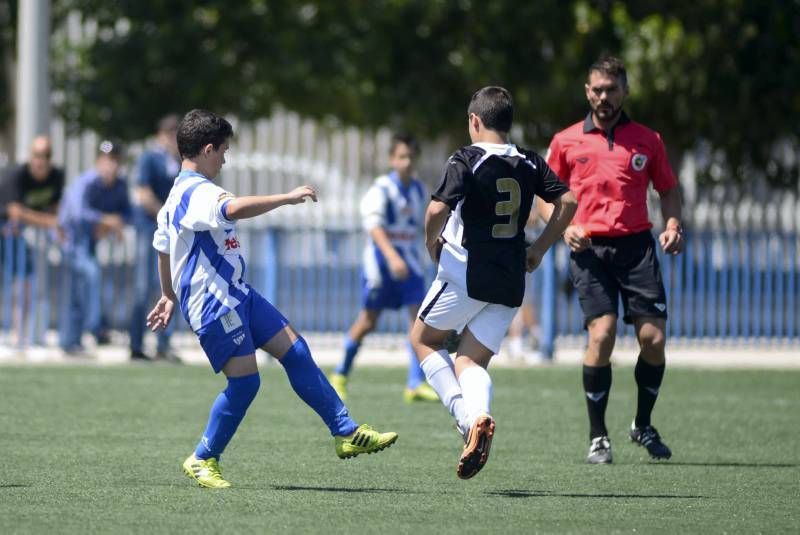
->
xmin=631 ymin=153 xmax=648 ymax=171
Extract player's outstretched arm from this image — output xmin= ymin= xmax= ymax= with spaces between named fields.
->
xmin=424 ymin=200 xmax=451 ymax=262
xmin=224 ymin=185 xmax=318 ymax=220
xmin=657 ymin=186 xmax=684 ymax=255
xmin=527 ymin=191 xmax=578 ymax=271
xmin=147 ymin=252 xmax=177 ymax=331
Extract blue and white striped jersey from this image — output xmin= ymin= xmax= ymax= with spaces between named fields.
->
xmin=360 ymin=172 xmax=427 ymax=286
xmin=152 ymin=170 xmax=249 ymax=331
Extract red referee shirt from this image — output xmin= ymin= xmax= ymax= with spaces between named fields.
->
xmin=546 ymin=112 xmax=678 ymax=237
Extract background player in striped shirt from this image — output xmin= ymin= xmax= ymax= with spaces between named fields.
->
xmin=410 ymin=87 xmax=577 ymax=479
xmin=147 ymin=109 xmax=397 ymax=488
xmin=329 ymin=134 xmax=438 ymax=404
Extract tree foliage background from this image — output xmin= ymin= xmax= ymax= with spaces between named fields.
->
xmin=13 ymin=0 xmax=800 ymax=186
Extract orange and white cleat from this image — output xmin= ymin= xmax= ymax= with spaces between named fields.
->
xmin=457 ymin=414 xmax=495 ymax=480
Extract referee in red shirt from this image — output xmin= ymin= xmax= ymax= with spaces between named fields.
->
xmin=539 ymin=57 xmax=684 ymax=464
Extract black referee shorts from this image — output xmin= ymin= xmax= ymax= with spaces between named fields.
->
xmin=569 ymin=230 xmax=667 ymax=327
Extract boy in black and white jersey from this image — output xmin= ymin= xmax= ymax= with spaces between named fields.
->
xmin=409 ymin=86 xmax=577 ymax=479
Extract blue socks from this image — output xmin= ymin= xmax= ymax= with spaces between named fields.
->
xmin=194 ymin=337 xmax=358 ymax=461
xmin=334 ymin=336 xmax=361 ymax=376
xmin=405 ymin=341 xmax=426 ymax=389
xmin=195 ymin=373 xmax=261 ymax=460
xmin=280 ymin=337 xmax=359 ymax=436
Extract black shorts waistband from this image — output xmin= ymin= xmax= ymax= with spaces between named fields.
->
xmin=588 ymin=230 xmax=653 ymax=246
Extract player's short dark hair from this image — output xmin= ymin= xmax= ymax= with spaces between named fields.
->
xmin=177 ymin=109 xmax=233 ymax=159
xmin=467 ymin=86 xmax=514 ymax=133
xmin=389 ymin=133 xmax=419 ymax=156
xmin=589 ymin=56 xmax=628 ymax=88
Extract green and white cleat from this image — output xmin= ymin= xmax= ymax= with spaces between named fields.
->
xmin=182 ymin=454 xmax=231 ymax=488
xmin=335 ymin=424 xmax=398 ymax=459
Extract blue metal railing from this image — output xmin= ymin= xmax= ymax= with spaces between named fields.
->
xmin=2 ymin=226 xmax=798 ymax=352
xmin=535 ymin=231 xmax=800 ymax=354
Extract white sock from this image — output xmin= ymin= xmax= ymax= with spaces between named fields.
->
xmin=420 ymin=350 xmax=470 ymax=433
xmin=458 ymin=365 xmax=493 ymax=425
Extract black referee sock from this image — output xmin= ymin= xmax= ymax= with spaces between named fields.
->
xmin=582 ymin=364 xmax=612 ymax=439
xmin=634 ymin=356 xmax=665 ymax=428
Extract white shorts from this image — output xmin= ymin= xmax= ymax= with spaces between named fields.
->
xmin=418 ymin=279 xmax=518 ymax=354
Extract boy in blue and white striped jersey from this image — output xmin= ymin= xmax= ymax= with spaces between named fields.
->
xmin=147 ymin=109 xmax=397 ymax=488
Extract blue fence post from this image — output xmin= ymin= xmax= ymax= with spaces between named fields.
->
xmin=718 ymin=233 xmax=729 ymax=338
xmin=753 ymin=233 xmax=763 ymax=338
xmin=683 ymin=232 xmax=694 ymax=338
xmin=539 ymin=246 xmax=557 ymax=360
xmin=706 ymin=232 xmax=717 ymax=336
xmin=695 ymin=233 xmax=705 ymax=338
xmin=34 ymin=228 xmax=48 ymax=345
xmin=15 ymin=230 xmax=28 ymax=346
xmin=673 ymin=248 xmax=684 ymax=338
xmin=788 ymin=234 xmax=797 ymax=340
xmin=731 ymin=234 xmax=740 ymax=338
xmin=764 ymin=235 xmax=774 ymax=337
xmin=26 ymin=230 xmax=39 ymax=345
xmin=742 ymin=233 xmax=752 ymax=339
xmin=661 ymin=244 xmax=672 ymax=338
xmin=261 ymin=228 xmax=279 ymax=307
xmin=2 ymin=230 xmax=13 ymax=335
xmin=775 ymin=233 xmax=785 ymax=338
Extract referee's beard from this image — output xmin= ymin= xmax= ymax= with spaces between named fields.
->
xmin=593 ymin=102 xmax=623 ymax=123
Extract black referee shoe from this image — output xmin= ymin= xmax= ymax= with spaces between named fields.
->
xmin=630 ymin=424 xmax=672 ymax=460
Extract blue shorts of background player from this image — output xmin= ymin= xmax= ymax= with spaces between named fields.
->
xmin=361 ymin=268 xmax=425 ymax=311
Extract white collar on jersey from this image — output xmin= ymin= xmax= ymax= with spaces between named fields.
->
xmin=469 ymin=143 xmax=530 ymax=173
xmin=471 ymin=142 xmax=524 ymax=157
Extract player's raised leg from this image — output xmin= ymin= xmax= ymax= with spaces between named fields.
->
xmin=410 ymin=318 xmax=471 ymax=435
xmin=183 ymin=354 xmax=260 ymax=489
xmin=263 ymin=324 xmax=397 ymax=459
xmin=452 ymin=327 xmax=496 ymax=480
xmin=630 ymin=317 xmax=671 ymax=460
xmin=330 ymin=309 xmax=380 ymax=400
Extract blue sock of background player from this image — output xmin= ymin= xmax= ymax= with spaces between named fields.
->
xmin=335 ymin=335 xmax=360 ymax=376
xmin=405 ymin=341 xmax=426 ymax=389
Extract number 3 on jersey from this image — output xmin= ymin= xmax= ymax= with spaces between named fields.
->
xmin=492 ymin=177 xmax=521 ymax=239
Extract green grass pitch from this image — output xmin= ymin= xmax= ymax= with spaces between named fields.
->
xmin=2 ymin=364 xmax=798 ymax=533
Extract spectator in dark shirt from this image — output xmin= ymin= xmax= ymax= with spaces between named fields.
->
xmin=58 ymin=140 xmax=131 ymax=355
xmin=1 ymin=136 xmax=64 ymax=347
xmin=129 ymin=115 xmax=181 ymax=362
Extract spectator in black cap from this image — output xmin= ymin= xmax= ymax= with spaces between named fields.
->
xmin=57 ymin=140 xmax=131 ymax=355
